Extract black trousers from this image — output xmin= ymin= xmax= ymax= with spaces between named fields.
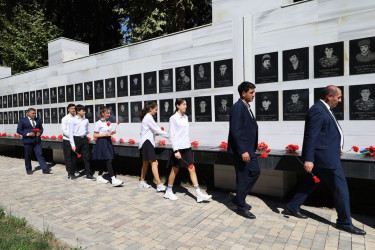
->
xmin=71 ymin=136 xmax=91 ymax=176
xmin=63 ymin=139 xmax=73 ymax=175
xmin=98 ymin=160 xmax=115 ymax=177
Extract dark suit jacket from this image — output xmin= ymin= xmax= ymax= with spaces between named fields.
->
xmin=228 ymin=99 xmax=258 ymax=157
xmin=17 ymin=117 xmax=44 ymax=145
xmin=302 ymin=100 xmax=341 ymax=169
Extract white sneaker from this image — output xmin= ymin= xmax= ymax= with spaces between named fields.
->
xmin=112 ymin=178 xmax=123 ymax=187
xmin=97 ymin=175 xmax=108 ymax=184
xmin=138 ymin=181 xmax=151 ymax=188
xmin=156 ymin=184 xmax=166 ymax=192
xmin=164 ymin=191 xmax=178 ymax=200
xmin=197 ymin=193 xmax=212 ymax=203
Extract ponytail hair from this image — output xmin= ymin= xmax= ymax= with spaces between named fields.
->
xmin=99 ymin=105 xmax=110 ymax=118
xmin=139 ymin=101 xmax=158 ymax=120
xmin=174 ymin=98 xmax=186 ymax=113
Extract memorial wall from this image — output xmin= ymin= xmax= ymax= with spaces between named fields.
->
xmin=0 ymin=0 xmax=374 ymax=150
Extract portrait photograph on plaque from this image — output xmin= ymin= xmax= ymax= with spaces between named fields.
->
xmin=85 ymin=105 xmax=94 ymax=123
xmin=2 ymin=96 xmax=6 ymax=108
xmin=106 ymin=103 xmax=117 ymax=123
xmin=314 ymin=86 xmax=344 ymax=120
xmin=51 ymin=108 xmax=58 ymax=124
xmin=84 ymin=81 xmax=93 ymax=100
xmin=117 ymin=102 xmax=129 ymax=123
xmin=95 ymin=104 xmax=104 ymax=122
xmin=255 ymin=52 xmax=278 ymax=84
xmin=30 ymin=91 xmax=36 ymax=105
xmin=176 ymin=66 xmax=191 ymax=92
xmin=13 ymin=111 xmax=18 ymax=124
xmin=214 ymin=94 xmax=233 ymax=122
xmin=75 ymin=83 xmax=83 ymax=101
xmin=0 ymin=113 xmax=3 ymax=124
xmin=43 ymin=89 xmax=49 ymax=104
xmin=117 ymin=76 xmax=128 ymax=97
xmin=66 ymin=85 xmax=74 ymax=102
xmin=314 ymin=42 xmax=344 ymax=78
xmin=214 ymin=59 xmax=233 ymax=88
xmin=105 ymin=78 xmax=115 ymax=98
xmin=44 ymin=109 xmax=50 ymax=124
xmin=37 ymin=109 xmax=42 ymax=122
xmin=255 ymin=91 xmax=279 ymax=121
xmin=94 ymin=80 xmax=104 ymax=99
xmin=144 ymin=71 xmax=157 ymax=94
xmin=13 ymin=94 xmax=18 ymax=107
xmin=194 ymin=62 xmax=211 ymax=90
xmin=8 ymin=111 xmax=13 ymax=124
xmin=143 ymin=100 xmax=157 ymax=122
xmin=7 ymin=95 xmax=12 ymax=108
xmin=159 ymin=69 xmax=173 ymax=93
xmin=283 ymin=47 xmax=309 ymax=81
xmin=58 ymin=107 xmax=66 ymax=122
xmin=130 ymin=101 xmax=142 ymax=123
xmin=159 ymin=99 xmax=173 ymax=122
xmin=58 ymin=86 xmax=65 ymax=103
xmin=349 ymin=36 xmax=375 ymax=75
xmin=50 ymin=87 xmax=57 ymax=103
xmin=195 ymin=96 xmax=212 ymax=122
xmin=130 ymin=74 xmax=142 ymax=96
xmin=18 ymin=93 xmax=23 ymax=107
xmin=3 ymin=112 xmax=8 ymax=124
xmin=349 ymin=84 xmax=375 ymax=120
xmin=24 ymin=92 xmax=29 ymax=106
xmin=283 ymin=89 xmax=309 ymax=121
xmin=19 ymin=110 xmax=25 ymax=120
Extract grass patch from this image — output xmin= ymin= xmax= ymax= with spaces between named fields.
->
xmin=0 ymin=207 xmax=71 ymax=249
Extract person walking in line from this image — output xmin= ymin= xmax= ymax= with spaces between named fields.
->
xmin=93 ymin=105 xmax=123 ymax=187
xmin=138 ymin=102 xmax=168 ymax=192
xmin=69 ymin=104 xmax=95 ymax=180
xmin=164 ymin=98 xmax=212 ymax=203
xmin=61 ymin=103 xmax=76 ymax=180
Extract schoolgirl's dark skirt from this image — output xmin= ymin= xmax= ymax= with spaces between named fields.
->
xmin=93 ymin=137 xmax=114 ymax=160
xmin=141 ymin=140 xmax=157 ymax=161
xmin=168 ymin=147 xmax=193 ymax=168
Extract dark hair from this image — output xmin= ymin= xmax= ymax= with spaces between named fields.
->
xmin=27 ymin=108 xmax=36 ymax=113
xmin=139 ymin=102 xmax=158 ymax=120
xmin=237 ymin=81 xmax=256 ymax=97
xmin=75 ymin=104 xmax=85 ymax=112
xmin=174 ymin=98 xmax=186 ymax=113
xmin=359 ymin=85 xmax=372 ymax=94
xmin=99 ymin=105 xmax=110 ymax=118
xmin=320 ymin=85 xmax=338 ymax=99
xmin=67 ymin=103 xmax=75 ymax=109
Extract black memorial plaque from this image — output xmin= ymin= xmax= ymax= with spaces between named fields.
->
xmin=144 ymin=71 xmax=157 ymax=94
xmin=8 ymin=111 xmax=13 ymax=124
xmin=84 ymin=81 xmax=93 ymax=100
xmin=105 ymin=78 xmax=115 ymax=98
xmin=58 ymin=87 xmax=65 ymax=103
xmin=85 ymin=105 xmax=94 ymax=123
xmin=95 ymin=104 xmax=103 ymax=122
xmin=195 ymin=96 xmax=212 ymax=122
xmin=37 ymin=109 xmax=42 ymax=122
xmin=3 ymin=112 xmax=8 ymax=124
xmin=117 ymin=76 xmax=128 ymax=97
xmin=283 ymin=47 xmax=309 ymax=81
xmin=215 ymin=94 xmax=233 ymax=122
xmin=117 ymin=102 xmax=129 ymax=123
xmin=314 ymin=86 xmax=344 ymax=120
xmin=255 ymin=91 xmax=279 ymax=121
xmin=283 ymin=89 xmax=309 ymax=121
xmin=130 ymin=74 xmax=142 ymax=96
xmin=106 ymin=103 xmax=117 ymax=123
xmin=24 ymin=92 xmax=29 ymax=106
xmin=0 ymin=113 xmax=3 ymax=124
xmin=94 ymin=80 xmax=104 ymax=99
xmin=44 ymin=109 xmax=50 ymax=124
xmin=255 ymin=52 xmax=278 ymax=84
xmin=159 ymin=69 xmax=173 ymax=93
xmin=50 ymin=87 xmax=57 ymax=104
xmin=194 ymin=62 xmax=211 ymax=90
xmin=176 ymin=66 xmax=191 ymax=92
xmin=43 ymin=89 xmax=49 ymax=104
xmin=214 ymin=59 xmax=233 ymax=88
xmin=159 ymin=99 xmax=173 ymax=122
xmin=66 ymin=85 xmax=74 ymax=102
xmin=75 ymin=83 xmax=83 ymax=101
xmin=2 ymin=96 xmax=6 ymax=108
xmin=18 ymin=93 xmax=23 ymax=107
xmin=31 ymin=91 xmax=36 ymax=105
xmin=350 ymin=36 xmax=375 ymax=75
xmin=13 ymin=111 xmax=18 ymax=124
xmin=58 ymin=107 xmax=66 ymax=122
xmin=19 ymin=110 xmax=24 ymax=119
xmin=130 ymin=101 xmax=142 ymax=123
xmin=314 ymin=42 xmax=344 ymax=78
xmin=13 ymin=94 xmax=18 ymax=107
xmin=7 ymin=95 xmax=12 ymax=108
xmin=51 ymin=108 xmax=58 ymax=124
xmin=349 ymin=84 xmax=375 ymax=120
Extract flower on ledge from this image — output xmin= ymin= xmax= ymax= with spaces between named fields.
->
xmin=158 ymin=140 xmax=166 ymax=146
xmin=128 ymin=139 xmax=135 ymax=144
xmin=191 ymin=141 xmax=199 ymax=148
xmin=219 ymin=141 xmax=228 ymax=149
xmin=352 ymin=146 xmax=359 ymax=152
xmin=58 ymin=134 xmax=63 ymax=140
xmin=111 ymin=137 xmax=116 ymax=142
xmin=257 ymin=142 xmax=270 ymax=158
xmin=51 ymin=135 xmax=56 ymax=140
xmin=360 ymin=146 xmax=375 ymax=157
xmin=285 ymin=144 xmax=299 ymax=152
xmin=119 ymin=138 xmax=125 ymax=144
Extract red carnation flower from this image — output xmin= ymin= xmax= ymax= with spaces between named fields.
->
xmin=58 ymin=134 xmax=63 ymax=140
xmin=51 ymin=136 xmax=56 ymax=140
xmin=117 ymin=121 xmax=120 ymax=125
xmin=107 ymin=122 xmax=110 ymax=126
xmin=188 ymin=164 xmax=194 ymax=169
xmin=158 ymin=140 xmax=166 ymax=146
xmin=33 ymin=128 xmax=40 ymax=132
xmin=77 ymin=154 xmax=82 ymax=159
xmin=286 ymin=144 xmax=299 ymax=152
xmin=161 ymin=127 xmax=164 ymax=131
xmin=220 ymin=141 xmax=228 ymax=149
xmin=111 ymin=137 xmax=116 ymax=142
xmin=191 ymin=141 xmax=199 ymax=148
xmin=312 ymin=176 xmax=320 ymax=183
xmin=128 ymin=139 xmax=135 ymax=144
xmin=352 ymin=146 xmax=359 ymax=152
xmin=119 ymin=138 xmax=124 ymax=143
xmin=260 ymin=153 xmax=268 ymax=158
xmin=94 ymin=138 xmax=98 ymax=141
xmin=87 ymin=137 xmax=91 ymax=142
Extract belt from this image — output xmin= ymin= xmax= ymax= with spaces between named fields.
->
xmin=74 ymin=135 xmax=87 ymax=139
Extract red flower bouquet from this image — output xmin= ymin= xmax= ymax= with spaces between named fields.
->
xmin=360 ymin=146 xmax=375 ymax=157
xmin=191 ymin=141 xmax=199 ymax=148
xmin=219 ymin=141 xmax=228 ymax=149
xmin=285 ymin=144 xmax=299 ymax=152
xmin=94 ymin=138 xmax=98 ymax=141
xmin=128 ymin=139 xmax=135 ymax=144
xmin=257 ymin=142 xmax=270 ymax=158
xmin=119 ymin=138 xmax=125 ymax=144
xmin=158 ymin=140 xmax=166 ymax=146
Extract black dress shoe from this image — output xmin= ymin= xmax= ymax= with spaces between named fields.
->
xmin=237 ymin=209 xmax=256 ymax=219
xmin=284 ymin=208 xmax=308 ymax=219
xmin=42 ymin=168 xmax=52 ymax=174
xmin=335 ymin=224 xmax=366 ymax=235
xmin=231 ymin=197 xmax=252 ymax=210
xmin=27 ymin=171 xmax=33 ymax=175
xmin=85 ymin=175 xmax=95 ymax=181
xmin=68 ymin=174 xmax=76 ymax=180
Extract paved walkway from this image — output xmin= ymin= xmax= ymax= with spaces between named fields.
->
xmin=0 ymin=156 xmax=374 ymax=250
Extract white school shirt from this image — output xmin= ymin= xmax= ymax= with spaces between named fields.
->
xmin=61 ymin=114 xmax=75 ymax=141
xmin=320 ymin=100 xmax=343 ymax=149
xmin=139 ymin=113 xmax=168 ymax=149
xmin=169 ymin=112 xmax=190 ymax=151
xmin=69 ymin=116 xmax=89 ymax=147
xmin=94 ymin=120 xmax=113 ymax=135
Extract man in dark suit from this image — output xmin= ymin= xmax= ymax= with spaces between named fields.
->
xmin=285 ymin=85 xmax=366 ymax=235
xmin=228 ymin=81 xmax=260 ymax=219
xmin=16 ymin=108 xmax=51 ymax=175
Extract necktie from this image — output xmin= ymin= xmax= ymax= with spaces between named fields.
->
xmin=249 ymin=109 xmax=255 ymax=120
xmin=32 ymin=119 xmax=36 ymax=128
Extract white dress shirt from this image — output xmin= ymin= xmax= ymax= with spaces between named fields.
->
xmin=139 ymin=113 xmax=168 ymax=149
xmin=169 ymin=112 xmax=190 ymax=151
xmin=61 ymin=114 xmax=75 ymax=141
xmin=94 ymin=120 xmax=113 ymax=135
xmin=69 ymin=116 xmax=89 ymax=147
xmin=320 ymin=100 xmax=343 ymax=149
